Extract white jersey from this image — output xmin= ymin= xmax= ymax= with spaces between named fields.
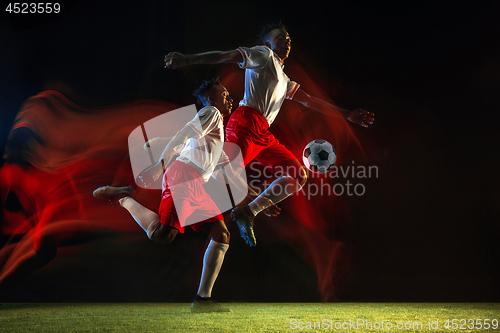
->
xmin=175 ymin=106 xmax=229 ymax=182
xmin=237 ymin=45 xmax=300 ymax=126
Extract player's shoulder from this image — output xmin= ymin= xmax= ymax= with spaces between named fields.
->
xmin=252 ymin=45 xmax=272 ymax=56
xmin=198 ymin=105 xmax=219 ymax=115
xmin=198 ymin=105 xmax=222 ymax=120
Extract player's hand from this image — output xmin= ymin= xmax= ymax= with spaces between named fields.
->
xmin=262 ymin=204 xmax=281 ymax=217
xmin=137 ymin=162 xmax=164 ymax=188
xmin=164 ymin=52 xmax=190 ymax=69
xmin=347 ymin=109 xmax=375 ymax=128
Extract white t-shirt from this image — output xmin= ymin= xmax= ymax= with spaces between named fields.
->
xmin=237 ymin=45 xmax=300 ymax=126
xmin=175 ymin=106 xmax=230 ymax=182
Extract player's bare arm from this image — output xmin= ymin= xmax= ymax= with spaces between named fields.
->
xmin=157 ymin=125 xmax=195 ymax=167
xmin=164 ymin=50 xmax=243 ymax=69
xmin=293 ymin=89 xmax=375 ymax=128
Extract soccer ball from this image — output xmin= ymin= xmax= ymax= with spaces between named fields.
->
xmin=302 ymin=139 xmax=337 ymax=173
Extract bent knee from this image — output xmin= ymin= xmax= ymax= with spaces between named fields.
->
xmin=219 ymin=229 xmax=230 ymax=244
xmin=209 ymin=222 xmax=230 ymax=244
xmin=287 ymin=168 xmax=307 ymax=191
xmin=279 ymin=161 xmax=307 ymax=189
xmin=150 ymin=223 xmax=178 ymax=244
xmin=212 ymin=230 xmax=230 ymax=244
xmin=296 ymin=167 xmax=307 ymax=187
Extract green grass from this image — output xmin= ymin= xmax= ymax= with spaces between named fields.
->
xmin=0 ymin=303 xmax=499 ymax=332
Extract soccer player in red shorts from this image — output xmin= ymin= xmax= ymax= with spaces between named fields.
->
xmin=164 ymin=22 xmax=375 ymax=247
xmin=94 ymin=78 xmax=237 ymax=312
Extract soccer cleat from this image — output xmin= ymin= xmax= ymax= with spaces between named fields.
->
xmin=231 ymin=206 xmax=256 ymax=247
xmin=93 ymin=185 xmax=134 ymax=204
xmin=191 ymin=295 xmax=231 ymax=313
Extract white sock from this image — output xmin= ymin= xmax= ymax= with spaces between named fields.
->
xmin=119 ymin=197 xmax=160 ymax=239
xmin=248 ymin=176 xmax=302 ymax=216
xmin=197 ymin=239 xmax=229 ymax=298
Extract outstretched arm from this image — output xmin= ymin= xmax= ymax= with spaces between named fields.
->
xmin=293 ymin=89 xmax=375 ymax=128
xmin=164 ymin=50 xmax=243 ymax=69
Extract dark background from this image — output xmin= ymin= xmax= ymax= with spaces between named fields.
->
xmin=1 ymin=0 xmax=499 ymax=302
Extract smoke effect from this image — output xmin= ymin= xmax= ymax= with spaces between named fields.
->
xmin=0 ymin=91 xmax=180 ymax=287
xmin=1 ymin=55 xmax=374 ymax=300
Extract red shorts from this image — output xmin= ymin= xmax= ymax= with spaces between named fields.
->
xmin=225 ymin=106 xmax=297 ymax=169
xmin=158 ymin=161 xmax=223 ymax=233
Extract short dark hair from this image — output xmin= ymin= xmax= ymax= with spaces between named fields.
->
xmin=192 ymin=77 xmax=221 ymax=106
xmin=258 ymin=21 xmax=288 ymax=43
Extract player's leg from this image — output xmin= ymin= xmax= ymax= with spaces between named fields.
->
xmin=119 ymin=196 xmax=178 ymax=243
xmin=231 ymin=160 xmax=305 ymax=246
xmin=174 ymin=177 xmax=230 ymax=300
xmin=175 ymin=172 xmax=231 ymax=311
xmin=148 ymin=224 xmax=178 ymax=244
xmin=196 ymin=220 xmax=229 ymax=298
xmin=118 ymin=196 xmax=158 ymax=236
xmin=223 ymin=137 xmax=261 ymax=247
xmin=93 ymin=185 xmax=177 ymax=243
xmin=93 ymin=185 xmax=153 ymax=234
xmin=232 ymin=140 xmax=306 ymax=246
xmin=192 ymin=220 xmax=230 ymax=313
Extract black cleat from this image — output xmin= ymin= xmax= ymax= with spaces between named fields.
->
xmin=231 ymin=206 xmax=256 ymax=247
xmin=191 ymin=295 xmax=231 ymax=313
xmin=93 ymin=185 xmax=134 ymax=204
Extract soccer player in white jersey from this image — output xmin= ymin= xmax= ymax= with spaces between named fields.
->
xmin=164 ymin=22 xmax=375 ymax=247
xmin=93 ymin=78 xmax=237 ymax=312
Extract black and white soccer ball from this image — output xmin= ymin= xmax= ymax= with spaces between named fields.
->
xmin=302 ymin=139 xmax=337 ymax=174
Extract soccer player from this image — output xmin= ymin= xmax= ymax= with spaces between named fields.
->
xmin=164 ymin=22 xmax=375 ymax=247
xmin=93 ymin=78 xmax=238 ymax=312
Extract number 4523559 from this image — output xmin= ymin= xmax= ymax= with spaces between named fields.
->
xmin=6 ymin=3 xmax=61 ymax=14
xmin=443 ymin=319 xmax=498 ymax=330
